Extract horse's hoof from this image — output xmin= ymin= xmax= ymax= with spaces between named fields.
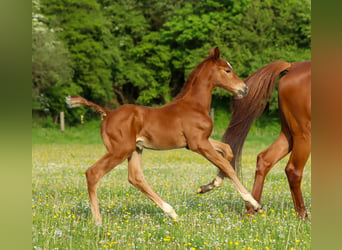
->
xmin=297 ymin=212 xmax=309 ymax=221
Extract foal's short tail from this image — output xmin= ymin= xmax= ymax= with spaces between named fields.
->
xmin=222 ymin=61 xmax=292 ymax=177
xmin=66 ymin=96 xmax=108 ymax=117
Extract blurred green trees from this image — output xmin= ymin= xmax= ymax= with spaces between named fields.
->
xmin=32 ymin=0 xmax=311 ymax=123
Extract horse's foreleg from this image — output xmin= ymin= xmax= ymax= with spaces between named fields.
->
xmin=86 ymin=152 xmax=128 ymax=224
xmin=128 ymin=149 xmax=178 ymax=220
xmin=189 ymin=139 xmax=262 ymax=212
xmin=197 ymin=139 xmax=232 ymax=193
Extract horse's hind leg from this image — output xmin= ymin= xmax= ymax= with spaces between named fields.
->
xmin=197 ymin=139 xmax=232 ymax=193
xmin=285 ymin=135 xmax=310 ymax=219
xmin=128 ymin=149 xmax=178 ymax=219
xmin=86 ymin=150 xmax=131 ymax=224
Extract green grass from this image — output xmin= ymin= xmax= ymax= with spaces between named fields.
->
xmin=32 ymin=119 xmax=103 ymax=144
xmin=32 ymin=117 xmax=311 ymax=249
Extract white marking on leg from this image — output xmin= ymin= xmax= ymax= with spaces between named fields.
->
xmin=239 ymin=192 xmax=261 ymax=210
xmin=213 ymin=176 xmax=223 ymax=188
xmin=161 ymin=202 xmax=178 ymax=219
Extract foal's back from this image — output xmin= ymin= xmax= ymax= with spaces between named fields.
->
xmin=101 ymin=102 xmax=190 ymax=151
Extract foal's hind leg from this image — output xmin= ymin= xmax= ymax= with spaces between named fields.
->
xmin=86 ymin=151 xmax=131 ymax=224
xmin=197 ymin=139 xmax=232 ymax=193
xmin=128 ymin=149 xmax=178 ymax=219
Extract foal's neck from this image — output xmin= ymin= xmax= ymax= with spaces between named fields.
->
xmin=171 ymin=59 xmax=215 ymax=114
xmin=179 ymin=75 xmax=214 ymax=114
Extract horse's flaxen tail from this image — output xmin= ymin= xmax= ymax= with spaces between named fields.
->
xmin=222 ymin=61 xmax=292 ymax=177
xmin=66 ymin=96 xmax=108 ymax=117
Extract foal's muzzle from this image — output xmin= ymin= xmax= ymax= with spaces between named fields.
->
xmin=236 ymin=86 xmax=248 ymax=99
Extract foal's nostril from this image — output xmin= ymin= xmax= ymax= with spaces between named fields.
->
xmin=237 ymin=86 xmax=248 ymax=97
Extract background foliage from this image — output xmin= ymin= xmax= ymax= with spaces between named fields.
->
xmin=32 ymin=0 xmax=311 ymax=123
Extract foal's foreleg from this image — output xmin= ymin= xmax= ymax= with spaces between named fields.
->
xmin=197 ymin=139 xmax=231 ymax=193
xmin=190 ymin=139 xmax=262 ymax=211
xmin=128 ymin=149 xmax=178 ymax=220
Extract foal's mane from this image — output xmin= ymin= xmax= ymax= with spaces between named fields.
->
xmin=174 ymin=56 xmax=215 ymax=100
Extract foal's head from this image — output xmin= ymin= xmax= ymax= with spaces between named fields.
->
xmin=207 ymin=47 xmax=248 ymax=98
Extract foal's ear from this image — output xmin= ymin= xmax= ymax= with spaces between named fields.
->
xmin=209 ymin=47 xmax=220 ymax=60
xmin=214 ymin=47 xmax=220 ymax=59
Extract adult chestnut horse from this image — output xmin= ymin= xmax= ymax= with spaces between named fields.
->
xmin=66 ymin=47 xmax=262 ymax=223
xmin=197 ymin=60 xmax=311 ymax=219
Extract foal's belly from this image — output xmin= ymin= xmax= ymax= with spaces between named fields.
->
xmin=134 ymin=105 xmax=188 ymax=150
xmin=136 ymin=134 xmax=187 ymax=151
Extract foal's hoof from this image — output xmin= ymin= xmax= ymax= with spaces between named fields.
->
xmin=172 ymin=217 xmax=180 ymax=223
xmin=243 ymin=209 xmax=256 ymax=218
xmin=197 ymin=185 xmax=212 ymax=194
xmin=93 ymin=216 xmax=102 ymax=226
xmin=256 ymin=208 xmax=264 ymax=214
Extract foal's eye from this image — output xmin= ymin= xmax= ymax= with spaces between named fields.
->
xmin=225 ymin=69 xmax=231 ymax=73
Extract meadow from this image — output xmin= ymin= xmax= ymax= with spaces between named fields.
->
xmin=32 ymin=118 xmax=311 ymax=249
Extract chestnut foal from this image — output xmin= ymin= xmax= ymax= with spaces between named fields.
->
xmin=66 ymin=47 xmax=262 ymax=223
